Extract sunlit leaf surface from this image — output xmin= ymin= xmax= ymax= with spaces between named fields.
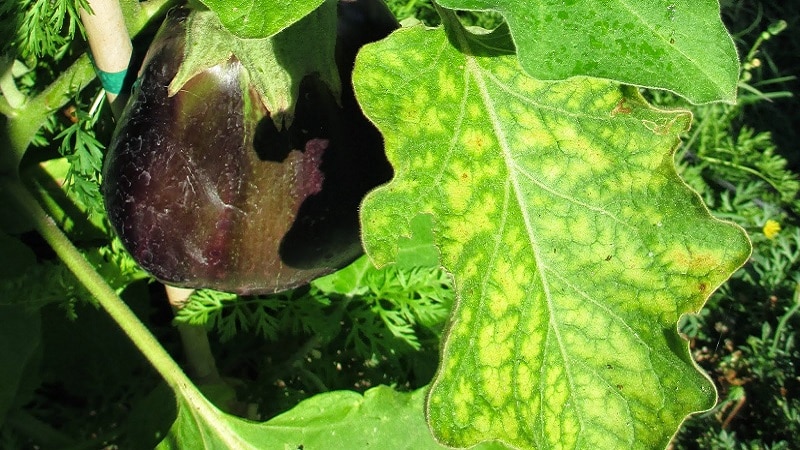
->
xmin=437 ymin=0 xmax=739 ymax=104
xmin=197 ymin=0 xmax=325 ymax=38
xmin=156 ymin=386 xmax=510 ymax=449
xmin=354 ymin=24 xmax=750 ymax=449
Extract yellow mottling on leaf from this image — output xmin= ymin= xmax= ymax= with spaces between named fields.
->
xmin=505 ymin=227 xmax=527 ymax=257
xmin=438 ymin=70 xmax=458 ymax=99
xmin=552 ymin=122 xmax=578 ymax=142
xmin=517 ymin=127 xmax=556 ymax=149
xmin=492 ymin=258 xmax=527 ymax=305
xmin=480 ymin=314 xmax=519 ymax=350
xmin=473 ymin=414 xmax=491 ymax=434
xmin=492 ymin=62 xmax=515 ymax=81
xmin=567 ymin=214 xmax=596 ymax=246
xmin=560 ymin=413 xmax=581 ymax=447
xmin=612 ymin=170 xmax=648 ymax=197
xmin=516 ymin=363 xmax=535 ymax=398
xmin=515 ymin=74 xmax=542 ymax=93
xmin=458 ymin=253 xmax=482 ymax=281
xmin=482 ymin=366 xmax=512 ymax=407
xmin=467 ymin=102 xmax=482 ymax=119
xmin=565 ymin=136 xmax=601 ymax=164
xmin=500 ymin=410 xmax=521 ymax=440
xmin=423 ymin=107 xmax=446 ymax=133
xmin=444 ymin=172 xmax=472 ymax=214
xmin=398 ymin=103 xmax=424 ymax=138
xmin=544 ymin=364 xmax=565 ymax=397
xmin=487 ymin=283 xmax=510 ymax=318
xmin=410 ymin=150 xmax=439 ymax=173
xmin=462 ymin=192 xmax=498 ymax=234
xmin=461 ymin=128 xmax=494 ymax=155
xmin=540 ymin=159 xmax=565 ymax=185
xmin=662 ymin=247 xmax=721 ymax=276
xmin=524 ymin=320 xmax=544 ymax=354
xmin=599 ymin=94 xmax=625 ymax=115
xmin=453 ymin=379 xmax=474 ymax=426
xmin=356 ymin=26 xmax=750 ymax=450
xmin=378 ymin=50 xmax=404 ymax=70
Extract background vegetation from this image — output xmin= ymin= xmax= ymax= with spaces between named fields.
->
xmin=0 ymin=0 xmax=797 ymax=448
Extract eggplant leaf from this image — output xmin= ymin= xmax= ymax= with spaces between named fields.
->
xmin=353 ymin=24 xmax=750 ymax=449
xmin=156 ymin=385 xmax=510 ymax=449
xmin=436 ymin=0 xmax=738 ymax=104
xmin=196 ymin=0 xmax=325 ymax=39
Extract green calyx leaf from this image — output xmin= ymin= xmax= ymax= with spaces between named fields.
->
xmin=436 ymin=0 xmax=739 ymax=104
xmin=196 ymin=0 xmax=326 ymax=39
xmin=171 ymin=2 xmax=341 ymax=128
xmin=354 ymin=24 xmax=751 ymax=449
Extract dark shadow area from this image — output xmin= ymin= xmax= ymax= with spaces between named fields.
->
xmin=261 ymin=0 xmax=399 ymax=270
xmin=272 ymin=72 xmax=392 ymax=270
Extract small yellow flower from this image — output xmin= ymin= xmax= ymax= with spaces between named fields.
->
xmin=763 ymin=219 xmax=781 ymax=240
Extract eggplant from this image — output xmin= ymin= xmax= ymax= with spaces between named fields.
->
xmin=102 ymin=1 xmax=397 ymax=294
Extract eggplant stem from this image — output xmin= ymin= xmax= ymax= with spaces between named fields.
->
xmin=167 ymin=285 xmax=224 ymax=385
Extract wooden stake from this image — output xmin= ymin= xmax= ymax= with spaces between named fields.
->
xmin=79 ymin=0 xmax=132 ymax=115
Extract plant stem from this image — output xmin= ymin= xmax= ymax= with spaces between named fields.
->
xmin=770 ymin=283 xmax=800 ymax=356
xmin=699 ymin=155 xmax=784 ymax=194
xmin=167 ymin=285 xmax=224 ymax=385
xmin=0 ymin=55 xmax=26 ymax=110
xmin=2 ymin=176 xmax=195 ymax=393
xmin=3 ymin=55 xmax=96 ymax=173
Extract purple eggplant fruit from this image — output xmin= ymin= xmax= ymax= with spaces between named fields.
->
xmin=102 ymin=1 xmax=397 ymax=294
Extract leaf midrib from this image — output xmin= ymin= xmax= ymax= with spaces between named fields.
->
xmin=465 ymin=54 xmax=583 ymax=436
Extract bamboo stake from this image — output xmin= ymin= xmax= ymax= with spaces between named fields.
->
xmin=79 ymin=0 xmax=133 ymax=115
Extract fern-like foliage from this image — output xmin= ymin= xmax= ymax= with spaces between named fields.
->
xmin=346 ymin=265 xmax=452 ymax=353
xmin=0 ymin=0 xmax=89 ymax=61
xmin=668 ymin=17 xmax=800 ymax=449
xmin=55 ymin=94 xmax=107 ymax=217
xmin=174 ymin=258 xmax=454 ymax=359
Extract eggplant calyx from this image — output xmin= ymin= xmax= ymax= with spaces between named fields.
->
xmin=170 ymin=2 xmax=341 ymax=130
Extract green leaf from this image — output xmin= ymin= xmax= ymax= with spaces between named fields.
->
xmin=157 ymin=385 xmax=509 ymax=449
xmin=436 ymin=0 xmax=739 ymax=104
xmin=396 ymin=214 xmax=441 ymax=269
xmin=353 ymin=25 xmax=751 ymax=449
xmin=196 ymin=0 xmax=326 ymax=39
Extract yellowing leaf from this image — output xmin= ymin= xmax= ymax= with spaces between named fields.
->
xmin=353 ymin=24 xmax=750 ymax=449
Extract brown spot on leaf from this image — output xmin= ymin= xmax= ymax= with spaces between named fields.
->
xmin=611 ymin=98 xmax=632 ymax=116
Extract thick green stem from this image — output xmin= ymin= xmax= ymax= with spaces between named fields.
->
xmin=4 ymin=180 xmax=234 ymax=443
xmin=4 ymin=55 xmax=97 ymax=172
xmin=167 ymin=285 xmax=224 ymax=385
xmin=0 ymin=56 xmax=27 ymax=110
xmin=2 ymin=177 xmax=195 ymax=393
